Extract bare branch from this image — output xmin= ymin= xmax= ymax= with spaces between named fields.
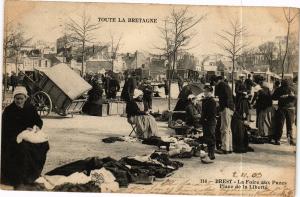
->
xmin=63 ymin=11 xmax=101 ymax=75
xmin=235 ymin=43 xmax=248 ymax=54
xmin=177 ymin=14 xmax=207 ymax=38
xmin=67 ymin=17 xmax=84 ymax=33
xmin=290 ymin=10 xmax=300 ymax=22
xmin=216 ymin=33 xmax=234 ymax=47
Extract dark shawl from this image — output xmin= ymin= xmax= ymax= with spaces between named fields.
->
xmin=1 ymin=102 xmax=49 ymax=186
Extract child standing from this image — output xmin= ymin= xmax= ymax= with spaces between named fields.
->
xmin=201 ymin=85 xmax=217 ymax=163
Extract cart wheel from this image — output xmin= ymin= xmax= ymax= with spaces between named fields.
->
xmin=32 ymin=91 xmax=52 ymax=117
xmin=57 ymin=111 xmax=67 ymax=116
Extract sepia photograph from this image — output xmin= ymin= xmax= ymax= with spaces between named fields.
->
xmin=0 ymin=0 xmax=299 ymax=196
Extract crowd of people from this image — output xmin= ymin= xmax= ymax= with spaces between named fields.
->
xmin=83 ymin=70 xmax=297 ymax=159
xmin=2 ymin=72 xmax=22 ymax=92
xmin=234 ymin=74 xmax=297 ymax=146
xmin=181 ymin=74 xmax=297 ymax=163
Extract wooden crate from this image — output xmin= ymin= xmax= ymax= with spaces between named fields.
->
xmin=117 ymin=102 xmax=126 ymax=115
xmin=107 ymin=101 xmax=127 ymax=115
xmin=100 ymin=103 xmax=108 ymax=117
xmin=108 ymin=102 xmax=119 ymax=115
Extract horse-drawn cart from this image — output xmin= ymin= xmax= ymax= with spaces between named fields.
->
xmin=22 ymin=64 xmax=92 ymax=117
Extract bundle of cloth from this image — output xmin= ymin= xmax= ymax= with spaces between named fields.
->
xmin=16 ymin=126 xmax=49 ymax=144
xmin=36 ymin=168 xmax=118 ymax=192
xmin=102 ymin=137 xmax=125 ymax=143
xmin=120 ymin=153 xmax=183 ymax=179
xmin=142 ymin=136 xmax=206 ymax=159
xmin=102 ymin=136 xmax=138 ymax=143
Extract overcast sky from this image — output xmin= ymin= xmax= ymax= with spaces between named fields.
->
xmin=5 ymin=1 xmax=300 ymax=58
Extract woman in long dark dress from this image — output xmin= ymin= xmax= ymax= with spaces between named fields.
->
xmin=231 ymin=112 xmax=254 ymax=153
xmin=173 ymin=85 xmax=193 ymax=121
xmin=126 ymin=89 xmax=158 ymax=139
xmin=253 ymin=82 xmax=273 ymax=137
xmin=82 ymin=78 xmax=104 ymax=116
xmin=1 ymin=86 xmax=49 ymax=187
xmin=235 ymin=78 xmax=251 ymax=121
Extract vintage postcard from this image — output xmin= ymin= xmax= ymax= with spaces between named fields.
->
xmin=1 ymin=0 xmax=299 ymax=196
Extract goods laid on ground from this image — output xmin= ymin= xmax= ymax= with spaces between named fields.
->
xmin=30 ymin=153 xmax=183 ymax=192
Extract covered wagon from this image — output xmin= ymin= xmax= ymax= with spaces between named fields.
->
xmin=22 ymin=63 xmax=92 ymax=117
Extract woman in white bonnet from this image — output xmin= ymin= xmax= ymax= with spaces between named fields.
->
xmin=125 ymin=88 xmax=158 ymax=139
xmin=1 ymin=86 xmax=49 ymax=187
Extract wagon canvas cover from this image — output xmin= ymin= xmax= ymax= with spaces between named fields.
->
xmin=43 ymin=64 xmax=91 ymax=100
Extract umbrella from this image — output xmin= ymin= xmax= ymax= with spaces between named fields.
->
xmin=178 ymin=83 xmax=204 ymax=99
xmin=173 ymin=82 xmax=204 ymax=117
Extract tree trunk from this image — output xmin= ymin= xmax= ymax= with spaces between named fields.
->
xmin=168 ymin=51 xmax=177 ymax=110
xmin=15 ymin=52 xmax=18 ymax=76
xmin=231 ymin=58 xmax=235 ymax=95
xmin=168 ymin=71 xmax=172 ymax=110
xmin=81 ymin=41 xmax=85 ymax=77
xmin=281 ymin=22 xmax=290 ymax=79
xmin=136 ymin=51 xmax=138 ymax=69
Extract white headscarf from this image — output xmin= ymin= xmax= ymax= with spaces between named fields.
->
xmin=133 ymin=89 xmax=143 ymax=99
xmin=262 ymin=82 xmax=269 ymax=88
xmin=13 ymin=86 xmax=28 ymax=98
xmin=187 ymin=94 xmax=196 ymax=100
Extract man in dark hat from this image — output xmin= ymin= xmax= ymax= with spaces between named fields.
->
xmin=272 ymin=80 xmax=281 ymax=95
xmin=164 ymin=79 xmax=169 ymax=99
xmin=107 ymin=76 xmax=120 ymax=99
xmin=245 ymin=74 xmax=255 ymax=95
xmin=177 ymin=74 xmax=184 ymax=92
xmin=214 ymin=76 xmax=234 ymax=154
xmin=103 ymin=73 xmax=111 ymax=98
xmin=121 ymin=71 xmax=137 ymax=102
xmin=272 ymin=79 xmax=296 ymax=145
xmin=141 ymin=78 xmax=153 ymax=111
xmin=235 ymin=74 xmax=247 ymax=105
xmin=10 ymin=72 xmax=18 ymax=92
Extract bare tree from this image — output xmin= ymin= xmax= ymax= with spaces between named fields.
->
xmin=201 ymin=55 xmax=210 ymax=66
xmin=10 ymin=24 xmax=32 ymax=75
xmin=216 ymin=18 xmax=248 ymax=93
xmin=286 ymin=34 xmax=299 ymax=73
xmin=109 ymin=33 xmax=123 ymax=72
xmin=66 ymin=11 xmax=101 ymax=76
xmin=3 ymin=21 xmax=31 ymax=97
xmin=3 ymin=19 xmax=14 ymax=100
xmin=258 ymin=41 xmax=277 ymax=71
xmin=236 ymin=48 xmax=255 ymax=69
xmin=157 ymin=8 xmax=206 ymax=110
xmin=281 ymin=8 xmax=300 ymax=78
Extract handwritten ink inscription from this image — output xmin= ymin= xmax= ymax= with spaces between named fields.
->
xmin=121 ymin=171 xmax=293 ymax=196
